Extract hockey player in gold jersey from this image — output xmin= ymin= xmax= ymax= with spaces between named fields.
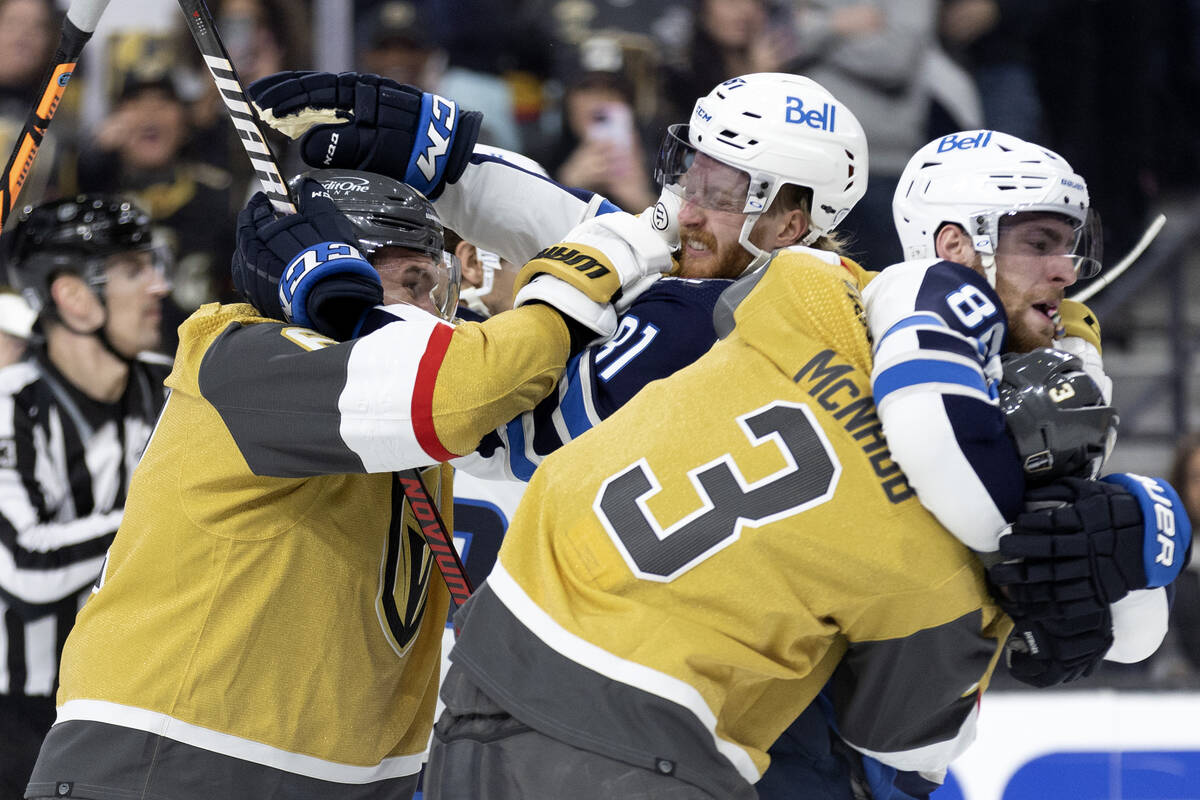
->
xmin=425 ymin=242 xmax=1012 ymax=799
xmin=23 ymin=170 xmax=673 ymax=800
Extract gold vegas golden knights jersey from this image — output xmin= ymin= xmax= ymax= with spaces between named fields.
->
xmin=26 ymin=300 xmax=573 ymax=800
xmin=448 ymin=249 xmax=1012 ymax=798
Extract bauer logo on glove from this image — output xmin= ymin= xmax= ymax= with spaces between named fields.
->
xmin=1101 ymin=473 xmax=1190 ymax=585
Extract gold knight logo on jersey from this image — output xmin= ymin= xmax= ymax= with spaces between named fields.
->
xmin=375 ymin=467 xmax=439 ymax=656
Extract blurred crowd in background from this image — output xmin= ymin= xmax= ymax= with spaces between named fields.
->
xmin=2 ymin=0 xmax=1200 ymax=688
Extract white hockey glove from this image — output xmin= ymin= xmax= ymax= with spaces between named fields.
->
xmin=513 ymin=211 xmax=675 ymax=338
xmin=643 ymin=185 xmax=682 ymax=254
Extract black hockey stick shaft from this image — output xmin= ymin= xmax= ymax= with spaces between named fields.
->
xmin=177 ymin=0 xmax=295 ymax=214
xmin=176 ymin=0 xmax=474 ymax=606
xmin=0 ymin=0 xmax=110 ymax=233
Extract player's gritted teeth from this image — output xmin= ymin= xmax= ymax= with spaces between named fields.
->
xmin=681 ymin=230 xmax=713 ymax=255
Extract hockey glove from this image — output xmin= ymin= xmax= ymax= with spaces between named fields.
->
xmin=1055 ymin=298 xmax=1113 ymax=405
xmin=513 ymin=210 xmax=675 ymax=339
xmin=233 ymin=177 xmax=382 ymax=340
xmin=1003 ymin=605 xmax=1113 ymax=687
xmin=989 ymin=474 xmax=1191 ymax=619
xmin=248 ymin=70 xmax=482 ymax=199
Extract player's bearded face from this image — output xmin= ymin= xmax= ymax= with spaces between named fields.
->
xmin=676 ymin=154 xmax=755 ymax=279
xmin=993 ymin=214 xmax=1081 ymax=352
xmin=678 ymin=217 xmax=753 ymax=279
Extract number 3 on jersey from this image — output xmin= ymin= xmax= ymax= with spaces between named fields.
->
xmin=594 ymin=402 xmax=840 ymax=581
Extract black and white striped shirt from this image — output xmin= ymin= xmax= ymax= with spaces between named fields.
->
xmin=0 ymin=349 xmax=168 ymax=699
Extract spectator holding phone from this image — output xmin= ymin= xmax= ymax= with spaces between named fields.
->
xmin=546 ymin=39 xmax=657 ymax=213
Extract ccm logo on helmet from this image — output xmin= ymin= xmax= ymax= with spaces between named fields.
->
xmin=785 ymin=97 xmax=836 ymax=131
xmin=937 ymin=131 xmax=993 ymax=152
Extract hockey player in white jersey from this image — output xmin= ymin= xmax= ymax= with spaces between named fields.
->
xmin=873 ymin=130 xmax=1184 ymax=681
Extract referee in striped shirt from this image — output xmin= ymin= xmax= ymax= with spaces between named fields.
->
xmin=0 ymin=195 xmax=172 ymax=795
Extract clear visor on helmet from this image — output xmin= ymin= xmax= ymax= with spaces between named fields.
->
xmin=975 ymin=206 xmax=1103 ymax=280
xmin=655 ymin=124 xmax=756 ymax=214
xmin=87 ymin=243 xmax=175 ymax=290
xmin=368 ymin=244 xmax=461 ymax=321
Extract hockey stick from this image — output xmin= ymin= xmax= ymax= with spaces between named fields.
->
xmin=398 ymin=472 xmax=474 ymax=607
xmin=0 ymin=0 xmax=110 ymax=233
xmin=1069 ymin=213 xmax=1167 ymax=304
xmin=177 ymin=0 xmax=293 ymax=214
xmin=176 ymin=0 xmax=475 ymax=607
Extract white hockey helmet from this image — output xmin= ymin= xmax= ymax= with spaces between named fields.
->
xmin=655 ymin=73 xmax=868 ymax=271
xmin=893 ymin=130 xmax=1101 ymax=284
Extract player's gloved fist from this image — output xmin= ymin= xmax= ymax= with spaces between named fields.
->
xmin=232 ymin=177 xmax=382 ymax=340
xmin=989 ymin=474 xmax=1191 ymax=618
xmin=1004 ymin=605 xmax=1113 ymax=687
xmin=513 ymin=211 xmax=675 ymax=340
xmin=249 ymin=70 xmax=482 ymax=199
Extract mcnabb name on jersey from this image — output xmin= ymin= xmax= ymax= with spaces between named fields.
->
xmin=794 ymin=349 xmax=916 ymax=504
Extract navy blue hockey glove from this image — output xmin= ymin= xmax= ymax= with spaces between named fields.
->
xmin=233 ymin=177 xmax=382 ymax=340
xmin=989 ymin=474 xmax=1191 ymax=619
xmin=1004 ymin=605 xmax=1114 ymax=687
xmin=248 ymin=70 xmax=482 ymax=199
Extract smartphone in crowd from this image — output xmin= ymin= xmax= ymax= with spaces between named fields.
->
xmin=586 ymin=101 xmax=635 ymax=153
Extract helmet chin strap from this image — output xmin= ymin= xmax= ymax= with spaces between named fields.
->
xmin=737 ymin=212 xmax=772 ymax=275
xmin=50 ymin=287 xmax=138 ymax=365
xmin=981 ymin=251 xmax=998 ymax=288
xmin=736 ymin=211 xmax=825 ymax=276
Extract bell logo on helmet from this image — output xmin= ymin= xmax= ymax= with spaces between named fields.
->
xmin=936 ymin=131 xmax=993 ymax=152
xmin=784 ymin=97 xmax=836 ymax=132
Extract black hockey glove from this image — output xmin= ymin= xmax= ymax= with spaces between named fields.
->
xmin=232 ymin=177 xmax=382 ymax=341
xmin=989 ymin=474 xmax=1191 ymax=619
xmin=248 ymin=70 xmax=482 ymax=199
xmin=1004 ymin=605 xmax=1114 ymax=688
